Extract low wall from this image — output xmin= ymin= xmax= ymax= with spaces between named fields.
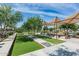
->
xmin=0 ymin=33 xmax=16 ymax=56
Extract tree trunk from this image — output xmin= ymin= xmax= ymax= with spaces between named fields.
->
xmin=65 ymin=29 xmax=69 ymax=39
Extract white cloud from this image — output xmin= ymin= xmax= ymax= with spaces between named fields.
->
xmin=45 ymin=3 xmax=77 ymax=10
xmin=13 ymin=6 xmax=66 ymax=18
xmin=12 ymin=3 xmax=79 ymax=19
xmin=12 ymin=3 xmax=79 ymax=27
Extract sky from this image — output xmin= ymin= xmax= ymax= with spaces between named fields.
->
xmin=2 ymin=3 xmax=79 ymax=27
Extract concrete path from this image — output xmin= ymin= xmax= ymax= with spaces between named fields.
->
xmin=33 ymin=38 xmax=54 ymax=48
xmin=20 ymin=38 xmax=79 ymax=56
xmin=0 ymin=33 xmax=16 ymax=56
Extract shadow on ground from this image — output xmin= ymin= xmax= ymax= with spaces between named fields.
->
xmin=48 ymin=48 xmax=79 ymax=56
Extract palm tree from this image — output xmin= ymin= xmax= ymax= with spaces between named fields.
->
xmin=22 ymin=16 xmax=43 ymax=35
xmin=43 ymin=26 xmax=48 ymax=34
xmin=0 ymin=4 xmax=11 ymax=29
xmin=0 ymin=4 xmax=22 ymax=39
xmin=0 ymin=4 xmax=22 ymax=30
xmin=9 ymin=11 xmax=22 ymax=29
xmin=22 ymin=22 xmax=31 ymax=34
xmin=0 ymin=20 xmax=2 ymax=29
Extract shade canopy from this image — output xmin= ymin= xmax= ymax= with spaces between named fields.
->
xmin=43 ymin=17 xmax=61 ymax=26
xmin=43 ymin=12 xmax=79 ymax=26
xmin=61 ymin=13 xmax=79 ymax=24
xmin=50 ymin=17 xmax=61 ymax=23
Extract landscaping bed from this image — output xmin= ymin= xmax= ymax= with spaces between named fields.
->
xmin=0 ymin=31 xmax=14 ymax=42
xmin=35 ymin=35 xmax=65 ymax=44
xmin=11 ymin=34 xmax=44 ymax=56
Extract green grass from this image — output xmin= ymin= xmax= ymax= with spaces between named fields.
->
xmin=11 ymin=34 xmax=44 ymax=56
xmin=35 ymin=35 xmax=65 ymax=44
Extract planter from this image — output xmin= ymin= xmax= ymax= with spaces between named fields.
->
xmin=0 ymin=33 xmax=16 ymax=56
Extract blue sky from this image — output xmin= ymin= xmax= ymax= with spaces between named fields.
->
xmin=3 ymin=3 xmax=79 ymax=27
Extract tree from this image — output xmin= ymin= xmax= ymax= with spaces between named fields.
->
xmin=0 ymin=4 xmax=22 ymax=39
xmin=70 ymin=24 xmax=79 ymax=31
xmin=0 ymin=4 xmax=11 ymax=29
xmin=43 ymin=26 xmax=48 ymax=34
xmin=22 ymin=16 xmax=43 ymax=35
xmin=49 ymin=28 xmax=52 ymax=31
xmin=60 ymin=24 xmax=70 ymax=39
xmin=10 ymin=11 xmax=22 ymax=29
xmin=60 ymin=23 xmax=79 ymax=39
xmin=0 ymin=4 xmax=22 ymax=30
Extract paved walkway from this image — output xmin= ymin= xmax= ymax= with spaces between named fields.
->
xmin=0 ymin=33 xmax=16 ymax=56
xmin=33 ymin=38 xmax=54 ymax=48
xmin=20 ymin=37 xmax=79 ymax=56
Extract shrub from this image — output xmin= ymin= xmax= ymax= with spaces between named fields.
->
xmin=76 ymin=33 xmax=79 ymax=35
xmin=0 ymin=32 xmax=8 ymax=39
xmin=7 ymin=32 xmax=13 ymax=35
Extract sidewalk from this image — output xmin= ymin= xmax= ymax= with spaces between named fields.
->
xmin=52 ymin=36 xmax=70 ymax=41
xmin=21 ymin=37 xmax=79 ymax=56
xmin=0 ymin=33 xmax=16 ymax=56
xmin=33 ymin=38 xmax=54 ymax=48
